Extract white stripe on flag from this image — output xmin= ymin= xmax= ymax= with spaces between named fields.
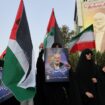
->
xmin=77 ymin=31 xmax=94 ymax=43
xmin=46 ymin=35 xmax=54 ymax=48
xmin=66 ymin=31 xmax=94 ymax=49
xmin=9 ymin=39 xmax=35 ymax=88
xmin=18 ymin=51 xmax=36 ymax=88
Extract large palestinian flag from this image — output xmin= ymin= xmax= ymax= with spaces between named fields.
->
xmin=2 ymin=0 xmax=36 ymax=101
xmin=66 ymin=25 xmax=95 ymax=53
xmin=44 ymin=9 xmax=63 ymax=48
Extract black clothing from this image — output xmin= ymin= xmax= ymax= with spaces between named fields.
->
xmin=69 ymin=71 xmax=83 ymax=105
xmin=34 ymin=50 xmax=80 ymax=105
xmin=97 ymin=66 xmax=105 ymax=105
xmin=0 ymin=96 xmax=20 ymax=105
xmin=34 ymin=49 xmax=46 ymax=105
xmin=0 ymin=60 xmax=4 ymax=67
xmin=75 ymin=49 xmax=99 ymax=105
xmin=34 ymin=49 xmax=70 ymax=105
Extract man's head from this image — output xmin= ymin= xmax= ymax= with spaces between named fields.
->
xmin=93 ymin=12 xmax=105 ymax=30
xmin=53 ymin=53 xmax=61 ymax=65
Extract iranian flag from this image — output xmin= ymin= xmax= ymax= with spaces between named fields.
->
xmin=66 ymin=25 xmax=95 ymax=53
xmin=2 ymin=0 xmax=36 ymax=101
xmin=44 ymin=8 xmax=63 ymax=48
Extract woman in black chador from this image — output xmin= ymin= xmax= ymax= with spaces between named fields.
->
xmin=34 ymin=43 xmax=81 ymax=105
xmin=34 ymin=43 xmax=71 ymax=105
xmin=75 ymin=49 xmax=99 ymax=105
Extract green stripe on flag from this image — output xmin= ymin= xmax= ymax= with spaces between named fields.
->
xmin=3 ymin=47 xmax=35 ymax=101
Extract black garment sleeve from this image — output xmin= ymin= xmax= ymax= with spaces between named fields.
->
xmin=34 ymin=49 xmax=46 ymax=105
xmin=0 ymin=60 xmax=4 ymax=67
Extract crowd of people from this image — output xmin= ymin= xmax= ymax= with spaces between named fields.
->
xmin=34 ymin=43 xmax=105 ymax=105
xmin=0 ymin=43 xmax=105 ymax=105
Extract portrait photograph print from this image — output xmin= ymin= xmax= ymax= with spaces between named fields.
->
xmin=44 ymin=48 xmax=70 ymax=82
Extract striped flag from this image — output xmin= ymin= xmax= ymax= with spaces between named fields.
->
xmin=44 ymin=8 xmax=63 ymax=48
xmin=2 ymin=0 xmax=35 ymax=101
xmin=66 ymin=25 xmax=95 ymax=53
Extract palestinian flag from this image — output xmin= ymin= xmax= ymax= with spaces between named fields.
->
xmin=2 ymin=0 xmax=35 ymax=101
xmin=44 ymin=8 xmax=63 ymax=48
xmin=66 ymin=25 xmax=95 ymax=53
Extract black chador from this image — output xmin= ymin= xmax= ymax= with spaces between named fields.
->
xmin=75 ymin=49 xmax=99 ymax=105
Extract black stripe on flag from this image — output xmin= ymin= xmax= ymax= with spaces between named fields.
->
xmin=16 ymin=5 xmax=33 ymax=80
xmin=54 ymin=22 xmax=63 ymax=46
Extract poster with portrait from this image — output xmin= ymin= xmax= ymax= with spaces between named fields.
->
xmin=44 ymin=48 xmax=70 ymax=82
xmin=82 ymin=0 xmax=105 ymax=52
xmin=0 ymin=68 xmax=12 ymax=103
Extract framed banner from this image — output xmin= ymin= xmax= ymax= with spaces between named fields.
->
xmin=44 ymin=48 xmax=70 ymax=82
xmin=82 ymin=0 xmax=105 ymax=52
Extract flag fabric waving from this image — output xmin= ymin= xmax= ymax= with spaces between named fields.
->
xmin=0 ymin=50 xmax=6 ymax=59
xmin=2 ymin=0 xmax=36 ymax=101
xmin=66 ymin=25 xmax=95 ymax=53
xmin=44 ymin=8 xmax=63 ymax=48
